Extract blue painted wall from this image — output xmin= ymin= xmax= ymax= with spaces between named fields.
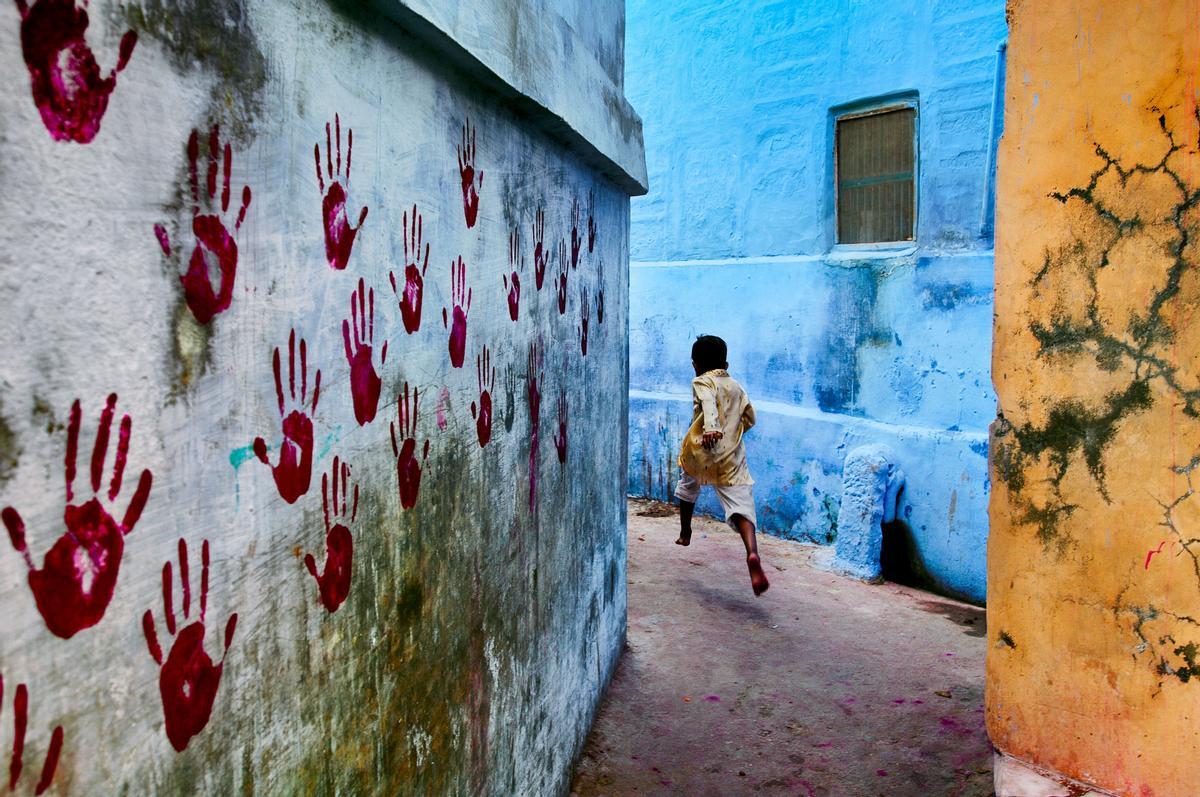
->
xmin=626 ymin=0 xmax=1005 ymax=604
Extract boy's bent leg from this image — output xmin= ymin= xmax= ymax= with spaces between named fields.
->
xmin=677 ymin=501 xmax=695 ymax=545
xmin=732 ymin=514 xmax=770 ymax=596
xmin=673 ymin=472 xmax=702 ymax=546
xmin=716 ymin=485 xmax=769 ymax=595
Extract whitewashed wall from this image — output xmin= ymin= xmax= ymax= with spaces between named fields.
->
xmin=0 ymin=0 xmax=641 ymax=793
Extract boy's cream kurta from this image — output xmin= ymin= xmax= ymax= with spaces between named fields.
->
xmin=678 ymin=369 xmax=756 ymax=486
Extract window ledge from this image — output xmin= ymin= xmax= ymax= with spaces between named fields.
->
xmin=826 ymin=242 xmax=918 ymax=262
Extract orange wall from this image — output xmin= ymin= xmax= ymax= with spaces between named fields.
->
xmin=988 ymin=1 xmax=1200 ymax=794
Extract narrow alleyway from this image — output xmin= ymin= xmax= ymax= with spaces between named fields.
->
xmin=571 ymin=500 xmax=992 ymax=797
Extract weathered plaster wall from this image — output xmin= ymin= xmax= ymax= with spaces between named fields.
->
xmin=0 ymin=0 xmax=638 ymax=794
xmin=626 ymin=0 xmax=1004 ymax=603
xmin=987 ymin=2 xmax=1200 ymax=794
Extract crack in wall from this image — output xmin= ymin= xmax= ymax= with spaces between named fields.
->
xmin=994 ymin=109 xmax=1200 ymax=683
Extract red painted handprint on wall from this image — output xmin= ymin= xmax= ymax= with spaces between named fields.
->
xmin=554 ymin=390 xmax=568 ymax=465
xmin=569 ymin=197 xmax=582 ymax=270
xmin=504 ymin=228 xmax=522 ymax=321
xmin=587 ymin=190 xmax=596 ymax=254
xmin=526 ymin=341 xmax=543 ymax=512
xmin=305 ymin=456 xmax=358 ymax=614
xmin=578 ymin=287 xmax=590 ymax=357
xmin=555 ymin=240 xmax=569 ymax=315
xmin=154 ymin=126 xmax=253 ymax=324
xmin=391 ymin=383 xmax=429 ymax=510
xmin=15 ymin=0 xmax=136 ymax=143
xmin=532 ymin=207 xmax=548 ymax=290
xmin=442 ymin=257 xmax=472 ymax=369
xmin=390 ymin=205 xmax=430 ymax=334
xmin=2 ymin=394 xmax=152 ymax=639
xmin=1 ymin=675 xmax=64 ymax=795
xmin=342 ymin=278 xmax=387 ymax=426
xmin=142 ymin=539 xmax=237 ymax=752
xmin=315 ymin=114 xmax=367 ymax=270
xmin=457 ymin=119 xmax=483 ymax=228
xmin=470 ymin=346 xmax=495 ymax=448
xmin=254 ymin=331 xmax=321 ymax=504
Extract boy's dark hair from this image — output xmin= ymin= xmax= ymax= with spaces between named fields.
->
xmin=692 ymin=335 xmax=728 ymax=372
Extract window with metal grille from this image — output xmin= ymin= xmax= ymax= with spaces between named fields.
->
xmin=835 ymin=106 xmax=916 ymax=244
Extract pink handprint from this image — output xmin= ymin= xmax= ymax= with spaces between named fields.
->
xmin=526 ymin=341 xmax=543 ymax=512
xmin=578 ymin=287 xmax=590 ymax=356
xmin=587 ymin=190 xmax=596 ymax=253
xmin=315 ymin=113 xmax=368 ymax=270
xmin=343 ymin=278 xmax=387 ymax=426
xmin=253 ymin=330 xmax=321 ymax=504
xmin=2 ymin=394 xmax=152 ymax=639
xmin=532 ymin=207 xmax=548 ymax=290
xmin=154 ymin=126 xmax=253 ymax=324
xmin=470 ymin=346 xmax=495 ymax=448
xmin=442 ymin=257 xmax=472 ymax=369
xmin=391 ymin=383 xmax=429 ymax=510
xmin=570 ymin=197 xmax=582 ymax=270
xmin=504 ymin=227 xmax=522 ymax=321
xmin=15 ymin=0 xmax=137 ymax=143
xmin=1 ymin=675 xmax=64 ymax=795
xmin=554 ymin=390 xmax=568 ymax=465
xmin=556 ymin=240 xmax=569 ymax=315
xmin=457 ymin=118 xmax=483 ymax=228
xmin=305 ymin=456 xmax=358 ymax=613
xmin=142 ymin=538 xmax=237 ymax=753
xmin=389 ymin=205 xmax=430 ymax=334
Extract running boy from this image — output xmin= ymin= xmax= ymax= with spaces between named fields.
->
xmin=674 ymin=335 xmax=769 ymax=595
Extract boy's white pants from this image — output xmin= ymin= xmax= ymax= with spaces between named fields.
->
xmin=674 ymin=471 xmax=757 ymax=530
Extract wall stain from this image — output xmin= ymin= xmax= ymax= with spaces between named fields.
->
xmin=995 ymin=109 xmax=1200 ymax=683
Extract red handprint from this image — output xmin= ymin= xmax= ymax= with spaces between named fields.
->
xmin=2 ymin=394 xmax=152 ymax=639
xmin=470 ymin=346 xmax=495 ymax=448
xmin=142 ymin=538 xmax=237 ymax=753
xmin=15 ymin=0 xmax=137 ymax=143
xmin=154 ymin=126 xmax=253 ymax=324
xmin=1 ymin=675 xmax=64 ymax=795
xmin=389 ymin=205 xmax=430 ymax=334
xmin=587 ymin=190 xmax=596 ymax=254
xmin=457 ymin=118 xmax=483 ymax=228
xmin=578 ymin=287 xmax=590 ymax=356
xmin=315 ymin=113 xmax=368 ymax=270
xmin=442 ymin=257 xmax=472 ymax=369
xmin=570 ymin=197 xmax=582 ymax=270
xmin=526 ymin=341 xmax=543 ymax=512
xmin=555 ymin=240 xmax=569 ymax=315
xmin=532 ymin=207 xmax=548 ymax=290
xmin=343 ymin=278 xmax=387 ymax=426
xmin=504 ymin=227 xmax=522 ymax=321
xmin=554 ymin=390 xmax=568 ymax=465
xmin=305 ymin=456 xmax=358 ymax=613
xmin=390 ymin=383 xmax=429 ymax=510
xmin=253 ymin=331 xmax=321 ymax=504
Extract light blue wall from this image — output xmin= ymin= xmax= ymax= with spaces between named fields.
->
xmin=626 ymin=0 xmax=1005 ymax=604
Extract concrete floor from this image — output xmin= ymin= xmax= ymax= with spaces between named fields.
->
xmin=570 ymin=500 xmax=992 ymax=797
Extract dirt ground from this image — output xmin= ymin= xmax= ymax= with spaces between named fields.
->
xmin=570 ymin=500 xmax=992 ymax=797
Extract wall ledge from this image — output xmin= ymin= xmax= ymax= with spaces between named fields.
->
xmin=629 ymin=390 xmax=989 ymax=443
xmin=630 ymin=250 xmax=995 ymax=269
xmin=366 ymin=0 xmax=648 ymax=196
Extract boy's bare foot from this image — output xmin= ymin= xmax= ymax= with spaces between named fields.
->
xmin=747 ymin=553 xmax=769 ymax=595
xmin=675 ymin=527 xmax=692 ymax=546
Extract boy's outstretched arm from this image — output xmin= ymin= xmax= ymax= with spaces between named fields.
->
xmin=694 ymin=379 xmax=724 ymax=448
xmin=741 ymin=401 xmax=756 ymax=432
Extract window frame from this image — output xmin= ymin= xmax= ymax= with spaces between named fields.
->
xmin=831 ymin=95 xmax=920 ymax=249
